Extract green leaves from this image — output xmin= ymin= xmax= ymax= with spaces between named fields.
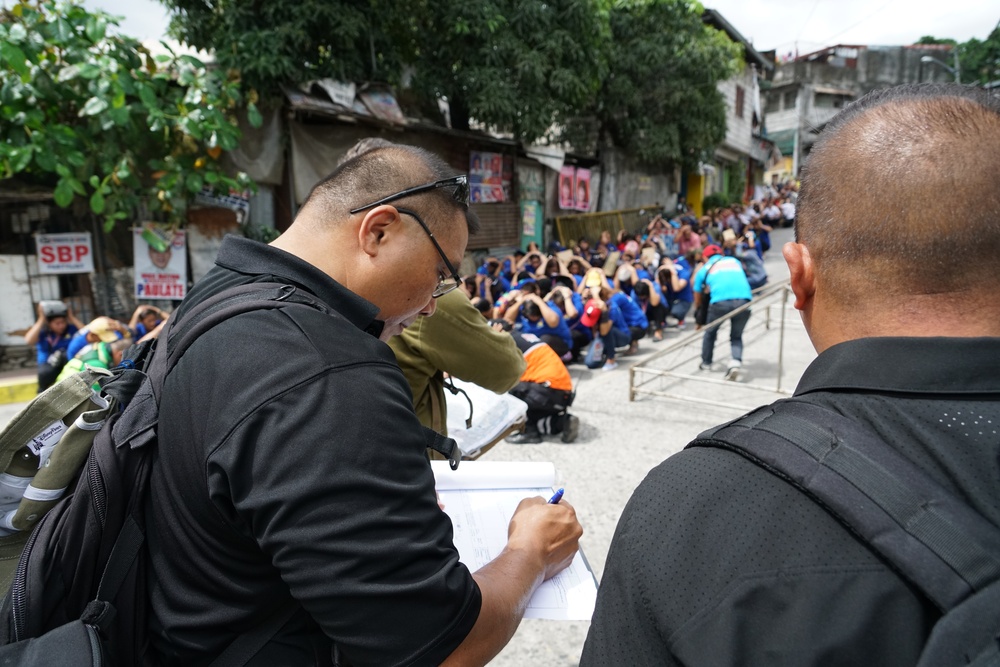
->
xmin=247 ymin=102 xmax=263 ymax=128
xmin=79 ymin=96 xmax=108 ymax=116
xmin=1 ymin=0 xmax=256 ymax=230
xmin=0 ymin=43 xmax=30 ymax=79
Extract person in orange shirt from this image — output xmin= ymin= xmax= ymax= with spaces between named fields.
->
xmin=492 ymin=320 xmax=579 ymax=445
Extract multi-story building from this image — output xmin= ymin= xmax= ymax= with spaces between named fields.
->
xmin=764 ymin=43 xmax=958 ymax=181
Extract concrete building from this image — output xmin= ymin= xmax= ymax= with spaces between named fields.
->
xmin=686 ymin=10 xmax=778 ymax=215
xmin=764 ymin=43 xmax=958 ymax=180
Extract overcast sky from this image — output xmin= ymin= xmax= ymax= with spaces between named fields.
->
xmin=67 ymin=0 xmax=1000 ymax=57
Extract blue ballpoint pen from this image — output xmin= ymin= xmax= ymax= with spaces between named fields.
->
xmin=548 ymin=488 xmax=564 ymax=504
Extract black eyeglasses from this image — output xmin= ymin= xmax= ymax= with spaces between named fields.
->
xmin=394 ymin=207 xmax=463 ymax=298
xmin=348 ymin=174 xmax=469 ymax=214
xmin=348 ymin=176 xmax=468 ymax=298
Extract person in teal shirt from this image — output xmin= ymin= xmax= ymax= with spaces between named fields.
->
xmin=693 ymin=244 xmax=753 ymax=381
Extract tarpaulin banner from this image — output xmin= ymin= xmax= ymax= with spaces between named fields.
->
xmin=35 ymin=232 xmax=94 ymax=274
xmin=133 ymin=224 xmax=187 ymax=300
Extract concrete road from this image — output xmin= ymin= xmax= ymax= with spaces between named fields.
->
xmin=0 ymin=228 xmax=812 ymax=665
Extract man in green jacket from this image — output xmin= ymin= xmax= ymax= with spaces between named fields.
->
xmin=389 ymin=288 xmax=525 ymax=439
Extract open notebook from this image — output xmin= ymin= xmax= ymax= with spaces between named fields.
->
xmin=444 ymin=379 xmax=528 ymax=459
xmin=431 ymin=460 xmax=598 ymax=620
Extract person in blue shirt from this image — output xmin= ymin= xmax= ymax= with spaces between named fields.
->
xmin=693 ymin=244 xmax=753 ymax=381
xmin=657 ymin=252 xmax=696 ymax=330
xmin=128 ymin=305 xmax=168 ymax=340
xmin=503 ymin=288 xmax=572 ymax=360
xmin=23 ymin=301 xmax=84 ymax=392
xmin=546 ymin=283 xmax=589 ymax=362
xmin=608 ymin=289 xmax=648 ymax=355
xmin=578 ymin=289 xmax=631 ymax=371
xmin=66 ymin=316 xmax=127 ymax=360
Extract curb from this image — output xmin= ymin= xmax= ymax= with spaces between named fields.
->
xmin=0 ymin=377 xmax=36 ymax=405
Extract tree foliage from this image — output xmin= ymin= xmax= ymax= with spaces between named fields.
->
xmin=161 ymin=0 xmax=381 ymax=98
xmin=575 ymin=0 xmax=743 ymax=169
xmin=959 ymin=27 xmax=1000 ymax=85
xmin=158 ymin=0 xmax=735 ymax=156
xmin=384 ymin=0 xmax=606 ymax=141
xmin=0 ymin=0 xmax=258 ymax=230
xmin=916 ymin=29 xmax=1000 ymax=85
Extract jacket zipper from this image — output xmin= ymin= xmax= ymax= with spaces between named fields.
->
xmin=10 ymin=519 xmax=40 ymax=642
xmin=88 ymin=452 xmax=107 ymax=528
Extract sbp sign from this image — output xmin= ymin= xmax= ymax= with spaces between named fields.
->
xmin=35 ymin=232 xmax=94 ymax=275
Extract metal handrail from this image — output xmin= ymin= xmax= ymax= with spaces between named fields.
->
xmin=629 ymin=279 xmax=804 ymax=411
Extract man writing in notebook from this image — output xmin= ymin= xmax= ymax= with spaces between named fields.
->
xmin=582 ymin=84 xmax=1000 ymax=664
xmin=147 ymin=144 xmax=582 ymax=666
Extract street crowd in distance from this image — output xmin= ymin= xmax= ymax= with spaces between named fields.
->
xmin=461 ymin=182 xmax=797 ymax=373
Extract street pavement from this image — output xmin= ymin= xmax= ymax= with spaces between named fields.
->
xmin=0 ymin=228 xmax=812 ymax=665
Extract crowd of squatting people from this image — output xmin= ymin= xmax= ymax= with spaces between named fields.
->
xmin=455 ymin=186 xmax=785 ymax=389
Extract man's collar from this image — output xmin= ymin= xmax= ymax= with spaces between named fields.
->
xmin=796 ymin=337 xmax=1000 ymax=396
xmin=215 ymin=236 xmax=384 ymax=338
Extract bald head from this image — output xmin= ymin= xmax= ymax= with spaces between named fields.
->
xmin=797 ymin=84 xmax=1000 ymax=302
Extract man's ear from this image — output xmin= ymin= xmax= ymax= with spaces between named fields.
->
xmin=357 ymin=206 xmax=400 ymax=258
xmin=782 ymin=241 xmax=815 ymax=311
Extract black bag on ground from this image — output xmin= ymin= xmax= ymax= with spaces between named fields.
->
xmin=689 ymin=400 xmax=1000 ymax=667
xmin=0 ymin=283 xmax=321 ymax=665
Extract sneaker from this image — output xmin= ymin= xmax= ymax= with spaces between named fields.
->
xmin=623 ymin=342 xmax=639 ymax=356
xmin=725 ymin=361 xmax=743 ymax=382
xmin=676 ymin=320 xmax=686 ymax=331
xmin=699 ymin=362 xmax=713 ymax=371
xmin=507 ymin=429 xmax=542 ymax=444
xmin=561 ymin=415 xmax=580 ymax=443
xmin=602 ymin=360 xmax=619 ymax=372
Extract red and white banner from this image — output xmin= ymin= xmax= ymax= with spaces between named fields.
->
xmin=35 ymin=232 xmax=94 ymax=274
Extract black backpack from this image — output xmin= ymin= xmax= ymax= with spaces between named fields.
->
xmin=0 ymin=282 xmax=325 ymax=665
xmin=690 ymin=400 xmax=1000 ymax=666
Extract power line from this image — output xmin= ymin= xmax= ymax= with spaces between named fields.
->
xmin=796 ymin=0 xmax=823 ymax=43
xmin=817 ymin=0 xmax=900 ymax=45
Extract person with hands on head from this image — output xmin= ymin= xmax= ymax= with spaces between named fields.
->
xmin=128 ymin=304 xmax=168 ymax=339
xmin=657 ymin=253 xmax=695 ymax=330
xmin=146 ymin=142 xmax=583 ymax=667
xmin=579 ymin=287 xmax=631 ymax=371
xmin=504 ymin=287 xmax=573 ymax=360
xmin=633 ymin=278 xmax=666 ymax=342
xmin=24 ymin=300 xmax=85 ymax=392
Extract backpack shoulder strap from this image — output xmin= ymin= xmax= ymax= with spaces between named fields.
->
xmin=689 ymin=400 xmax=1000 ymax=612
xmin=149 ymin=282 xmax=330 ymax=397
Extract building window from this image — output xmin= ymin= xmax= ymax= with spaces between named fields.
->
xmin=765 ymin=92 xmax=780 ymax=114
xmin=735 ymin=85 xmax=745 ymax=118
xmin=782 ymin=89 xmax=798 ymax=110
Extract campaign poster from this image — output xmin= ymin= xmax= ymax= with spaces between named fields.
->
xmin=558 ymin=165 xmax=576 ymax=210
xmin=35 ymin=232 xmax=94 ymax=274
xmin=574 ymin=168 xmax=592 ymax=212
xmin=469 ymin=151 xmax=509 ymax=203
xmin=133 ymin=224 xmax=187 ymax=300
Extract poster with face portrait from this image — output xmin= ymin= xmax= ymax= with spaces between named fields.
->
xmin=574 ymin=168 xmax=591 ymax=212
xmin=558 ymin=165 xmax=576 ymax=210
xmin=469 ymin=151 xmax=511 ymax=203
xmin=133 ymin=224 xmax=187 ymax=300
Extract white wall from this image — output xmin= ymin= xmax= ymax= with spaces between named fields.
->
xmin=717 ymin=65 xmax=756 ymax=156
xmin=0 ymin=255 xmax=58 ymax=346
